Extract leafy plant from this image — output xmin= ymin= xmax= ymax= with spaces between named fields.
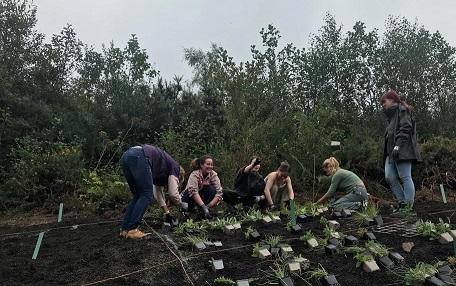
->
xmin=241 ymin=208 xmax=263 ymax=222
xmin=351 ymin=202 xmax=379 ymax=225
xmin=322 ymin=225 xmax=337 ymax=239
xmin=186 ymin=233 xmax=208 ymax=244
xmin=214 ymin=276 xmax=235 ymax=285
xmin=417 ymin=218 xmax=451 ymax=240
xmin=211 ymin=217 xmax=238 ymax=230
xmin=265 ymin=234 xmax=283 ymax=248
xmin=404 ymin=262 xmax=438 ymax=285
xmin=299 ymin=230 xmax=315 ymax=242
xmin=354 ymin=252 xmax=375 ymax=268
xmin=365 ymin=240 xmax=389 ymax=257
xmin=343 ymin=246 xmax=366 ymax=255
xmin=174 ymin=219 xmax=207 ymax=234
xmin=307 ymin=263 xmax=329 ymax=279
xmin=252 ymin=243 xmax=261 ymax=258
xmin=244 ymin=226 xmax=254 ymax=240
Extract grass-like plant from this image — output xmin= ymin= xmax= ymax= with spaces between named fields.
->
xmin=241 ymin=208 xmax=263 ymax=222
xmin=307 ymin=263 xmax=329 ymax=279
xmin=299 ymin=230 xmax=315 ymax=242
xmin=173 ymin=218 xmax=207 ymax=234
xmin=211 ymin=217 xmax=238 ymax=230
xmin=322 ymin=225 xmax=337 ymax=239
xmin=264 ymin=234 xmax=283 ymax=248
xmin=186 ymin=233 xmax=208 ymax=244
xmin=259 ymin=258 xmax=289 ymax=280
xmin=365 ymin=240 xmax=389 ymax=257
xmin=447 ymin=256 xmax=456 ymax=266
xmin=214 ymin=276 xmax=235 ymax=285
xmin=351 ymin=202 xmax=379 ymax=225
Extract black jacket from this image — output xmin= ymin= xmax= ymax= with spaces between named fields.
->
xmin=234 ymin=167 xmax=265 ymax=197
xmin=383 ymin=104 xmax=422 ymax=164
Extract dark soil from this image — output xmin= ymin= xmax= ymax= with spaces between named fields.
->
xmin=1 ymin=198 xmax=455 ymax=286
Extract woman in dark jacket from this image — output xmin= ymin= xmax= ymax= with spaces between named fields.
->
xmin=223 ymin=156 xmax=266 ymax=207
xmin=380 ymin=90 xmax=422 ymax=211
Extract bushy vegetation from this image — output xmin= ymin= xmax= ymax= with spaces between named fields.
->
xmin=1 ymin=1 xmax=456 ymax=212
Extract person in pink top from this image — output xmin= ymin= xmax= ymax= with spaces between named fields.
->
xmin=181 ymin=155 xmax=223 ymax=219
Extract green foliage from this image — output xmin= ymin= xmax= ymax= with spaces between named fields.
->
xmin=351 ymin=202 xmax=379 ymax=225
xmin=78 ymin=170 xmax=130 ymax=213
xmin=299 ymin=230 xmax=315 ymax=242
xmin=214 ymin=276 xmax=235 ymax=285
xmin=244 ymin=226 xmax=254 ymax=240
xmin=354 ymin=252 xmax=375 ymax=268
xmin=264 ymin=234 xmax=283 ymax=248
xmin=252 ymin=243 xmax=261 ymax=258
xmin=186 ymin=233 xmax=208 ymax=244
xmin=416 ymin=218 xmax=451 ymax=240
xmin=365 ymin=240 xmax=389 ymax=257
xmin=2 ymin=136 xmax=85 ymax=211
xmin=404 ymin=262 xmax=438 ymax=285
xmin=307 ymin=264 xmax=329 ymax=279
xmin=211 ymin=217 xmax=238 ymax=230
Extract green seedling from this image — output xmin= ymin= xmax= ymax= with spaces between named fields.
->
xmin=186 ymin=233 xmax=208 ymax=244
xmin=214 ymin=276 xmax=235 ymax=284
xmin=365 ymin=240 xmax=389 ymax=257
xmin=299 ymin=230 xmax=315 ymax=242
xmin=211 ymin=217 xmax=238 ymax=230
xmin=244 ymin=226 xmax=254 ymax=240
xmin=265 ymin=234 xmax=283 ymax=248
xmin=252 ymin=243 xmax=261 ymax=257
xmin=354 ymin=252 xmax=375 ymax=268
xmin=351 ymin=203 xmax=379 ymax=225
xmin=241 ymin=208 xmax=263 ymax=222
xmin=404 ymin=262 xmax=438 ymax=285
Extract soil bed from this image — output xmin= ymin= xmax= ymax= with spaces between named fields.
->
xmin=1 ymin=200 xmax=455 ymax=286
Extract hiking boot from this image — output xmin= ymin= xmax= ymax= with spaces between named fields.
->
xmin=119 ymin=229 xmax=128 ymax=238
xmin=126 ymin=228 xmax=151 ymax=239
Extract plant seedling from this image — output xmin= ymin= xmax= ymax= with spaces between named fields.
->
xmin=214 ymin=276 xmax=235 ymax=284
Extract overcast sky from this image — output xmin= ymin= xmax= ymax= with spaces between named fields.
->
xmin=33 ymin=0 xmax=456 ymax=82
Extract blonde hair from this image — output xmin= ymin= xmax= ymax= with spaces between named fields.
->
xmin=322 ymin=157 xmax=340 ymax=176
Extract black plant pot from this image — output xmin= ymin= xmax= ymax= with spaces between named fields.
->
xmin=291 ymin=224 xmax=302 ymax=234
xmin=374 ymin=215 xmax=383 ymax=225
xmin=363 ymin=231 xmax=377 ymax=241
xmin=270 ymin=247 xmax=280 ymax=256
xmin=328 ymin=237 xmax=340 ymax=246
xmin=321 ymin=274 xmax=340 ymax=286
xmin=377 ymin=256 xmax=395 ymax=270
xmin=436 ymin=273 xmax=455 ymax=285
xmin=261 ymin=244 xmax=271 ymax=251
xmin=297 ymin=214 xmax=308 ymax=223
xmin=332 ymin=211 xmax=342 ymax=219
xmin=279 ymin=276 xmax=294 ymax=286
xmin=437 ymin=264 xmax=453 ymax=275
xmin=325 ymin=244 xmax=338 ymax=255
xmin=424 ymin=275 xmax=446 ymax=286
xmin=363 ymin=217 xmax=375 ymax=226
xmin=388 ymin=251 xmax=404 ymax=264
xmin=249 ymin=230 xmax=261 ymax=241
xmin=344 ymin=235 xmax=358 ymax=246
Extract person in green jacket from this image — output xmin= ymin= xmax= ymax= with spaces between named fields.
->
xmin=313 ymin=157 xmax=368 ymax=211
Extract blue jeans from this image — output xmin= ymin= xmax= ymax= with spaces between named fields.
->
xmin=181 ymin=185 xmax=216 ymax=210
xmin=121 ymin=147 xmax=154 ymax=231
xmin=384 ymin=156 xmax=415 ymax=204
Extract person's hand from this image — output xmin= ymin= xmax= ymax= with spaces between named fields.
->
xmin=201 ymin=204 xmax=212 ymax=219
xmin=181 ymin=202 xmax=188 ymax=210
xmin=392 ymin=146 xmax=400 ymax=158
xmin=252 ymin=158 xmax=261 ymax=167
xmin=165 ymin=213 xmax=175 ymax=224
xmin=269 ymin=204 xmax=278 ymax=211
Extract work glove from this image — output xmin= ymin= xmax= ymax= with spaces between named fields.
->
xmin=201 ymin=204 xmax=212 ymax=219
xmin=253 ymin=196 xmax=262 ymax=204
xmin=252 ymin=158 xmax=261 ymax=167
xmin=165 ymin=213 xmax=175 ymax=224
xmin=269 ymin=204 xmax=278 ymax=212
xmin=181 ymin=202 xmax=188 ymax=210
xmin=391 ymin=146 xmax=400 ymax=158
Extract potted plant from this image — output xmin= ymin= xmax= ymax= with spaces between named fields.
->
xmin=403 ymin=262 xmax=438 ymax=285
xmin=307 ymin=264 xmax=340 ymax=286
xmin=354 ymin=252 xmax=379 ymax=272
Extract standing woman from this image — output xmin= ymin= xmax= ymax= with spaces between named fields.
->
xmin=181 ymin=155 xmax=223 ymax=219
xmin=264 ymin=161 xmax=295 ymax=211
xmin=120 ymin=145 xmax=186 ymax=239
xmin=380 ymin=90 xmax=422 ymax=212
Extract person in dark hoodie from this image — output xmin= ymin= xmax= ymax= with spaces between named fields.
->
xmin=380 ymin=90 xmax=422 ymax=214
xmin=120 ymin=145 xmax=186 ymax=239
xmin=223 ymin=156 xmax=266 ymax=207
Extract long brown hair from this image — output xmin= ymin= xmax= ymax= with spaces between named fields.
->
xmin=189 ymin=155 xmax=213 ymax=171
xmin=380 ymin=90 xmax=414 ymax=112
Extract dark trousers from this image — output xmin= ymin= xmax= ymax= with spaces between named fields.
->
xmin=120 ymin=147 xmax=153 ymax=230
xmin=181 ymin=185 xmax=216 ymax=210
